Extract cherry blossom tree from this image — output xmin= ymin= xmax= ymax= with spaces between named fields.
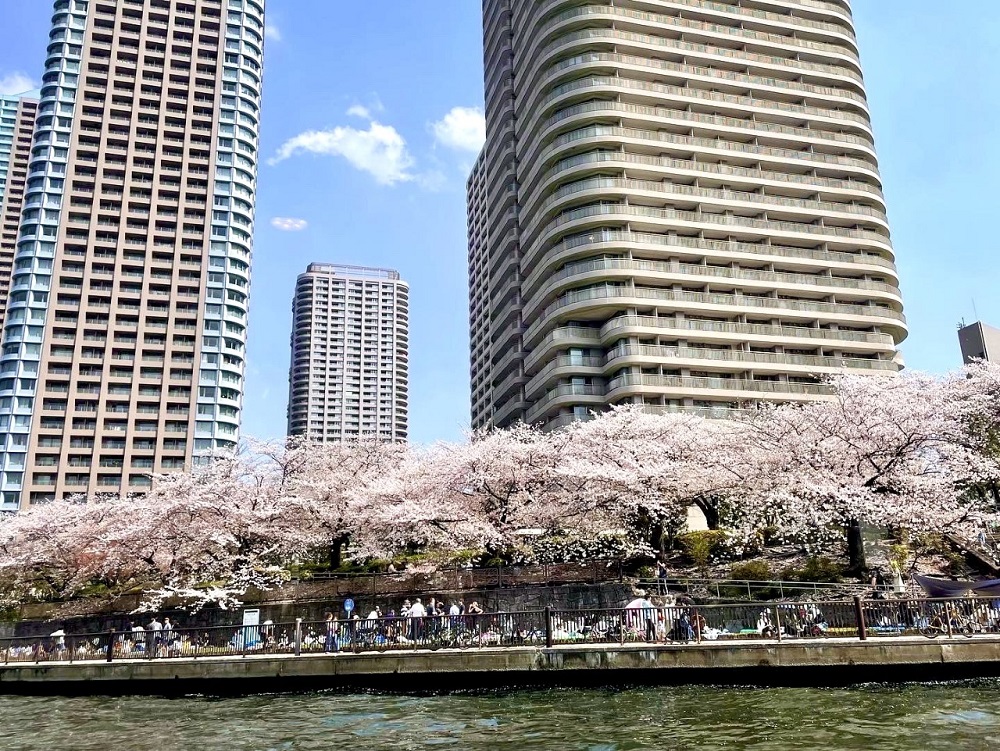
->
xmin=733 ymin=371 xmax=988 ymax=571
xmin=557 ymin=406 xmax=749 ymax=543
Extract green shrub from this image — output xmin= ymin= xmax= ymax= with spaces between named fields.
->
xmin=635 ymin=565 xmax=655 ymax=580
xmin=782 ymin=556 xmax=845 ymax=583
xmin=719 ymin=560 xmax=777 ymax=599
xmin=730 ymin=560 xmax=772 ymax=582
xmin=943 ymin=551 xmax=969 ymax=577
xmin=676 ymin=530 xmax=728 ymax=568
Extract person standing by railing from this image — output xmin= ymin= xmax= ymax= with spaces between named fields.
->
xmin=324 ymin=612 xmax=339 ymax=653
xmin=408 ymin=598 xmax=427 ymax=642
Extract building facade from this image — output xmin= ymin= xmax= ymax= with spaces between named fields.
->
xmin=0 ymin=0 xmax=264 ymax=509
xmin=469 ymin=0 xmax=906 ymax=430
xmin=958 ymin=321 xmax=1000 ymax=365
xmin=0 ymin=93 xmax=39 ymax=331
xmin=287 ymin=264 xmax=409 ymax=443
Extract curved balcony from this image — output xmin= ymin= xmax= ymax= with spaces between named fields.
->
xmin=522 ymin=177 xmax=890 ymax=245
xmin=520 ymin=52 xmax=868 ymax=134
xmin=605 ymin=373 xmax=835 ymax=401
xmin=524 ymin=285 xmax=906 ymax=348
xmin=523 ymin=231 xmax=896 ymax=300
xmin=522 ymin=257 xmax=903 ymax=322
xmin=522 ymin=27 xmax=865 ymax=109
xmin=530 ymin=151 xmax=884 ymax=226
xmin=523 ymin=4 xmax=861 ymax=72
xmin=524 ymin=204 xmax=896 ymax=271
xmin=522 ymin=76 xmax=873 ymax=158
xmin=525 ymin=314 xmax=897 ymax=374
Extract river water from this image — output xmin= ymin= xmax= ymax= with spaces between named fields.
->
xmin=1 ymin=683 xmax=998 ymax=750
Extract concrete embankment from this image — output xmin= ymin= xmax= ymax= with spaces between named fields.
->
xmin=3 ymin=637 xmax=1000 ymax=695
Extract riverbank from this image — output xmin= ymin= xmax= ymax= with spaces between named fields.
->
xmin=4 ymin=636 xmax=1000 ymax=695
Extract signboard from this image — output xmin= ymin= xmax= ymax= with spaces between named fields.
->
xmin=242 ymin=609 xmax=260 ymax=627
xmin=344 ymin=598 xmax=355 ymax=614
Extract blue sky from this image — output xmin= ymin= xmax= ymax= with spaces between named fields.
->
xmin=0 ymin=1 xmax=998 ymax=444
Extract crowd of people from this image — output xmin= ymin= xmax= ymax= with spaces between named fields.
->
xmin=11 ymin=590 xmax=1000 ymax=663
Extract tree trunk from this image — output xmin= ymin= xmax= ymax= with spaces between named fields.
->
xmin=694 ymin=497 xmax=721 ymax=530
xmin=329 ymin=535 xmax=348 ymax=570
xmin=649 ymin=521 xmax=666 ymax=554
xmin=846 ymin=518 xmax=866 ymax=575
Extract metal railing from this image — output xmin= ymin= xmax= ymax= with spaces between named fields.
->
xmin=6 ymin=597 xmax=1000 ymax=665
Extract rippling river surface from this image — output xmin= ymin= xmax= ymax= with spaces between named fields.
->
xmin=2 ymin=683 xmax=999 ymax=750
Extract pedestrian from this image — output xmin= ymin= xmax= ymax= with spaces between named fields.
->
xmin=657 ymin=560 xmax=668 ymax=595
xmin=162 ymin=617 xmax=176 ymax=657
xmin=324 ymin=611 xmax=339 ymax=653
xmin=148 ymin=616 xmax=162 ymax=655
xmin=408 ymin=598 xmax=427 ymax=641
xmin=131 ymin=621 xmax=145 ymax=655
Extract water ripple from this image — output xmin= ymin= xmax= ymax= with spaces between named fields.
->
xmin=0 ymin=683 xmax=999 ymax=750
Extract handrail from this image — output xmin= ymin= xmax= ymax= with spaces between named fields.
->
xmin=5 ymin=596 xmax=1000 ymax=663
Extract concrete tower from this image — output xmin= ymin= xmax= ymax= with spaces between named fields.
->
xmin=469 ymin=0 xmax=905 ymax=430
xmin=287 ymin=263 xmax=409 ymax=443
xmin=0 ymin=0 xmax=265 ymax=508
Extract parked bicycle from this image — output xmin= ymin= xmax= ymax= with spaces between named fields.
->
xmin=920 ymin=610 xmax=978 ymax=638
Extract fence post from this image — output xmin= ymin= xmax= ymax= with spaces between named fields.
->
xmin=68 ymin=637 xmax=74 ymax=664
xmin=241 ymin=626 xmax=248 ymax=658
xmin=747 ymin=581 xmax=752 ymax=600
xmin=945 ymin=601 xmax=954 ymax=638
xmin=774 ymin=607 xmax=782 ymax=642
xmin=497 ymin=565 xmax=502 ymax=589
xmin=106 ymin=630 xmax=115 ymax=662
xmin=545 ymin=606 xmax=553 ymax=649
xmin=695 ymin=610 xmax=702 ymax=643
xmin=853 ymin=596 xmax=867 ymax=641
xmin=294 ymin=618 xmax=302 ymax=656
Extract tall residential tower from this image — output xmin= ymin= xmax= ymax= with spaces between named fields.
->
xmin=0 ymin=93 xmax=40 ymax=331
xmin=469 ymin=0 xmax=906 ymax=430
xmin=0 ymin=0 xmax=264 ymax=509
xmin=287 ymin=264 xmax=409 ymax=443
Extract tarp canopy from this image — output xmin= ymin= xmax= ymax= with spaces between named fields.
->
xmin=914 ymin=574 xmax=1000 ymax=598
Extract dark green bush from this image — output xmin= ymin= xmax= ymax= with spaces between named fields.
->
xmin=720 ymin=560 xmax=777 ymax=599
xmin=676 ymin=530 xmax=728 ymax=568
xmin=729 ymin=560 xmax=772 ymax=582
xmin=782 ymin=556 xmax=845 ymax=583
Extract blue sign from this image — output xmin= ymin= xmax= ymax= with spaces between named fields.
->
xmin=344 ymin=598 xmax=355 ymax=613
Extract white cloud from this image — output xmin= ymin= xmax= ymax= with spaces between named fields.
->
xmin=0 ymin=72 xmax=35 ymax=95
xmin=431 ymin=106 xmax=486 ymax=153
xmin=269 ymin=120 xmax=416 ymax=186
xmin=347 ymin=104 xmax=371 ymax=120
xmin=264 ymin=23 xmax=281 ymax=41
xmin=271 ymin=217 xmax=308 ymax=231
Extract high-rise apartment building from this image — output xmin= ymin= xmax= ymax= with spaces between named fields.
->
xmin=958 ymin=321 xmax=1000 ymax=365
xmin=0 ymin=0 xmax=264 ymax=509
xmin=469 ymin=0 xmax=906 ymax=430
xmin=0 ymin=93 xmax=40 ymax=331
xmin=287 ymin=264 xmax=409 ymax=443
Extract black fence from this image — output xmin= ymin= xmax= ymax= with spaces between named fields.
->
xmin=5 ymin=597 xmax=1000 ymax=664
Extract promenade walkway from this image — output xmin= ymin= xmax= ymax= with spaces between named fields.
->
xmin=3 ymin=596 xmax=1000 ymax=693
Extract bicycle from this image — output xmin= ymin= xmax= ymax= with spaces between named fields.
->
xmin=920 ymin=612 xmax=977 ymax=638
